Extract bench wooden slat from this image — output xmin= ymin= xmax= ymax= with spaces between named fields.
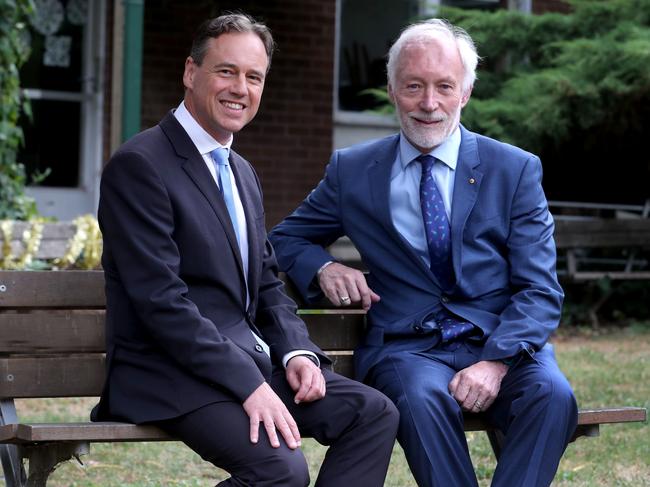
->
xmin=0 ymin=353 xmax=353 ymax=399
xmin=0 ymin=357 xmax=104 ymax=398
xmin=0 ymin=407 xmax=644 ymax=445
xmin=0 ymin=310 xmax=364 ymax=354
xmin=0 ymin=271 xmax=105 ymax=308
xmin=575 ymin=407 xmax=647 ymax=425
xmin=0 ymin=423 xmax=171 ymax=444
xmin=570 ymin=271 xmax=650 ymax=281
xmin=301 ymin=313 xmax=365 ymax=350
xmin=542 ymin=219 xmax=650 ymax=249
xmin=0 ymin=311 xmax=105 ymax=354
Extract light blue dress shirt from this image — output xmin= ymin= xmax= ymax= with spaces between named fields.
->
xmin=389 ymin=127 xmax=462 ymax=267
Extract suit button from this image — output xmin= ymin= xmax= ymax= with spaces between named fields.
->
xmin=254 ymin=344 xmax=264 ymax=353
xmin=413 ymin=325 xmax=423 ymax=334
xmin=441 ymin=296 xmax=450 ymax=304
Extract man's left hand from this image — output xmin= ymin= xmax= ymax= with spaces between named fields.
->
xmin=448 ymin=360 xmax=508 ymax=413
xmin=286 ymin=356 xmax=326 ymax=404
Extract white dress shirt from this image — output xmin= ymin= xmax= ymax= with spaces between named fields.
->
xmin=173 ymin=102 xmax=317 ymax=367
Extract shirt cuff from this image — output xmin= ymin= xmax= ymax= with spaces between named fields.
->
xmin=282 ymin=350 xmax=321 ymax=368
xmin=316 ymin=260 xmax=335 ymax=277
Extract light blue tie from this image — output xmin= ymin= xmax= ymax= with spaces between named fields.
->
xmin=210 ymin=148 xmax=241 ymax=246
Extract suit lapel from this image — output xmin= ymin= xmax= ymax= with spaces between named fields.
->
xmin=159 ymin=113 xmax=246 ymax=285
xmin=450 ymin=126 xmax=483 ymax=287
xmin=368 ymin=136 xmax=437 ymax=281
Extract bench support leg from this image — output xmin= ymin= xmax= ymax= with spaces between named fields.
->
xmin=21 ymin=442 xmax=89 ymax=487
xmin=571 ymin=423 xmax=600 ymax=442
xmin=486 ymin=429 xmax=505 ymax=460
xmin=0 ymin=399 xmax=27 ymax=487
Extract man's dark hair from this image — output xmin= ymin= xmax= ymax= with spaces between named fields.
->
xmin=190 ymin=13 xmax=275 ymax=70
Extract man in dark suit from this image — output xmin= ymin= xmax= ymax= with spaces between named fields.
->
xmin=270 ymin=19 xmax=577 ymax=487
xmin=92 ymin=13 xmax=398 ymax=487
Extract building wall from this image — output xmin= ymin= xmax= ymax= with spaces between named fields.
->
xmin=117 ymin=1 xmax=338 ymax=227
xmin=533 ymin=0 xmax=571 ymax=14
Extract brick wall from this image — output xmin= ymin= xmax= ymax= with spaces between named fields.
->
xmin=533 ymin=0 xmax=571 ymax=14
xmin=104 ymin=1 xmax=336 ymax=227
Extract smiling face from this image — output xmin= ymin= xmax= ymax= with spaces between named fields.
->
xmin=183 ymin=32 xmax=269 ymax=144
xmin=388 ymin=36 xmax=471 ymax=153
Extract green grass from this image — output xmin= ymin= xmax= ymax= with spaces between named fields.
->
xmin=8 ymin=328 xmax=649 ymax=486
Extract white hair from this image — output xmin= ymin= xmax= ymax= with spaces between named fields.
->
xmin=386 ymin=19 xmax=479 ymax=93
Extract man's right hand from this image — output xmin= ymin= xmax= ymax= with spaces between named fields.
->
xmin=318 ymin=262 xmax=380 ymax=310
xmin=243 ymin=382 xmax=301 ymax=449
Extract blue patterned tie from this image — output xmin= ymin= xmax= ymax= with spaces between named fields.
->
xmin=418 ymin=155 xmax=452 ymax=284
xmin=418 ymin=154 xmax=475 ymax=344
xmin=211 ymin=148 xmax=241 ymax=246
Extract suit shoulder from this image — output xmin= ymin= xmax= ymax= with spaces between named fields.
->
xmin=102 ymin=126 xmax=170 ymax=181
xmin=112 ymin=125 xmax=167 ymax=159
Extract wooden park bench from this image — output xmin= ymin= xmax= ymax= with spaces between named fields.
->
xmin=0 ymin=270 xmax=646 ymax=486
xmin=550 ymin=200 xmax=650 ymax=282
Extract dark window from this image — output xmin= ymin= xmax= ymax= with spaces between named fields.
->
xmin=338 ymin=0 xmax=500 ymax=113
xmin=19 ymin=0 xmax=87 ymax=188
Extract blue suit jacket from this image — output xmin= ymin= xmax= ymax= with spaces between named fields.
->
xmin=92 ymin=112 xmax=327 ymax=424
xmin=269 ymin=126 xmax=563 ymax=381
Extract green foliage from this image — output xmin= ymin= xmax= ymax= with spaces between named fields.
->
xmin=0 ymin=0 xmax=37 ymax=220
xmin=440 ymin=0 xmax=650 ymax=156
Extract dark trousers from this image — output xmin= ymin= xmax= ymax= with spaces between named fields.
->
xmin=156 ymin=368 xmax=399 ymax=487
xmin=368 ymin=341 xmax=578 ymax=487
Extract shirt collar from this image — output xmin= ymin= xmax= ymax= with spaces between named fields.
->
xmin=399 ymin=126 xmax=461 ymax=171
xmin=173 ymin=101 xmax=233 ymax=156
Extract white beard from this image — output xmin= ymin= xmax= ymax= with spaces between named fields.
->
xmin=398 ymin=105 xmax=461 ymax=151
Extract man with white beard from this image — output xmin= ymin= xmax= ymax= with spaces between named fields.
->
xmin=270 ymin=18 xmax=577 ymax=487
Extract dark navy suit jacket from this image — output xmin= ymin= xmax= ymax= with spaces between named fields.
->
xmin=269 ymin=126 xmax=563 ymax=382
xmin=92 ymin=112 xmax=327 ymax=424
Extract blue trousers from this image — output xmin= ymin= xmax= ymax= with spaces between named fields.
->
xmin=367 ymin=341 xmax=578 ymax=487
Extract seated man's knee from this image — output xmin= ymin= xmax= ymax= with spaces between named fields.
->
xmin=550 ymin=375 xmax=578 ymax=418
xmin=222 ymin=447 xmax=310 ymax=487
xmin=522 ymin=369 xmax=577 ymax=420
xmin=275 ymin=454 xmax=311 ymax=487
xmin=353 ymin=385 xmax=401 ymax=437
xmin=263 ymin=452 xmax=310 ymax=487
xmin=378 ymin=392 xmax=400 ymax=434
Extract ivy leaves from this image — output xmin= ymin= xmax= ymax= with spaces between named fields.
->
xmin=0 ymin=0 xmax=37 ymax=220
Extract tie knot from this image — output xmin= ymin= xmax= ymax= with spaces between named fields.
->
xmin=210 ymin=148 xmax=229 ymax=166
xmin=416 ymin=154 xmax=437 ymax=172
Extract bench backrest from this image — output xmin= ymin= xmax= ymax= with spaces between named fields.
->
xmin=553 ymin=219 xmax=650 ymax=249
xmin=0 ymin=271 xmax=362 ymax=400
